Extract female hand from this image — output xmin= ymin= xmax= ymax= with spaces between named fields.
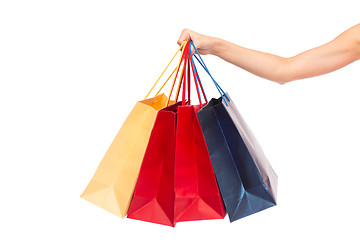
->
xmin=177 ymin=29 xmax=216 ymax=55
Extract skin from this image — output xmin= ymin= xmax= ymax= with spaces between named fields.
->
xmin=178 ymin=24 xmax=360 ymax=84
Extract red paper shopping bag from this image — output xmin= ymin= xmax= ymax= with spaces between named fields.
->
xmin=174 ymin=104 xmax=225 ymax=222
xmin=127 ymin=103 xmax=179 ymax=226
xmin=127 ymin=41 xmax=225 ymax=226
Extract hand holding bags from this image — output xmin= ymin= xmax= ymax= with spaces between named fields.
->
xmin=82 ymin=41 xmax=278 ymax=226
xmin=81 ymin=42 xmax=187 ymax=218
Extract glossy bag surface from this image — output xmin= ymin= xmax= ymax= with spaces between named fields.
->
xmin=127 ymin=102 xmax=225 ymax=226
xmin=174 ymin=105 xmax=225 ymax=223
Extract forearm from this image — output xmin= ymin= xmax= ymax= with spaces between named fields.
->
xmin=209 ymin=25 xmax=360 ymax=84
xmin=288 ymin=36 xmax=360 ymax=81
xmin=211 ymin=38 xmax=291 ymax=83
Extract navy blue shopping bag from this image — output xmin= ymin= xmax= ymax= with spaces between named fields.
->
xmin=197 ymin=94 xmax=277 ymax=221
xmin=190 ymin=43 xmax=278 ymax=222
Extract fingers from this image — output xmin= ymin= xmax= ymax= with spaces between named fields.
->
xmin=177 ymin=28 xmax=192 ymax=46
xmin=177 ymin=29 xmax=210 ymax=55
xmin=178 ymin=29 xmax=199 ymax=55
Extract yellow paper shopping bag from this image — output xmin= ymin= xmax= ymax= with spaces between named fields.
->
xmin=81 ymin=42 xmax=187 ymax=218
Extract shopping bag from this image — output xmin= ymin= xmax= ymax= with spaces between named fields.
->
xmin=81 ymin=42 xmax=186 ymax=218
xmin=198 ymin=94 xmax=277 ymax=221
xmin=174 ymin=104 xmax=225 ymax=223
xmin=127 ymin=41 xmax=225 ymax=226
xmin=126 ymin=102 xmax=179 ymax=227
xmin=192 ymin=45 xmax=278 ymax=221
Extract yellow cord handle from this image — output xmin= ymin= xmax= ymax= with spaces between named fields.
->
xmin=154 ymin=67 xmax=177 ymax=96
xmin=144 ymin=41 xmax=187 ymax=99
xmin=154 ymin=56 xmax=185 ymax=103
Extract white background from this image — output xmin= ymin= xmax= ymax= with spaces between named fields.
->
xmin=1 ymin=0 xmax=359 ymax=239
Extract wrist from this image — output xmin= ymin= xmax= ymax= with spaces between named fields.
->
xmin=209 ymin=37 xmax=225 ymax=56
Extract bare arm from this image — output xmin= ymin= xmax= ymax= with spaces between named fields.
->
xmin=178 ymin=25 xmax=360 ymax=84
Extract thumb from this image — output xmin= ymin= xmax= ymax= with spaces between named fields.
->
xmin=177 ymin=28 xmax=193 ymax=46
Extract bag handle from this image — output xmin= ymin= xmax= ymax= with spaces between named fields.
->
xmin=174 ymin=49 xmax=190 ymax=104
xmin=175 ymin=45 xmax=190 ymax=106
xmin=166 ymin=41 xmax=190 ymax=106
xmin=153 ymin=67 xmax=177 ymax=96
xmin=144 ymin=41 xmax=187 ymax=99
xmin=181 ymin=50 xmax=188 ymax=106
xmin=187 ymin=47 xmax=205 ymax=107
xmin=190 ymin=42 xmax=230 ymax=106
xmin=188 ymin=43 xmax=208 ymax=107
xmin=176 ymin=42 xmax=207 ymax=107
xmin=187 ymin=57 xmax=191 ymax=104
xmin=182 ymin=47 xmax=194 ymax=106
xmin=174 ymin=54 xmax=187 ymax=103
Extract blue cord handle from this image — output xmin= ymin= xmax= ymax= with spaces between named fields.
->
xmin=190 ymin=42 xmax=230 ymax=105
xmin=193 ymin=55 xmax=223 ymax=100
